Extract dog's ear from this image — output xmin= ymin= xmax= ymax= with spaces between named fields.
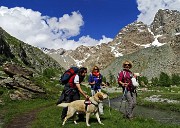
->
xmin=98 ymin=93 xmax=104 ymax=100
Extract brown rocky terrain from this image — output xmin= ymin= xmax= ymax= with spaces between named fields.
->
xmin=46 ymin=9 xmax=180 ymax=80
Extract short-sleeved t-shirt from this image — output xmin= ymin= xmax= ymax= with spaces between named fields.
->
xmin=74 ymin=75 xmax=80 ymax=84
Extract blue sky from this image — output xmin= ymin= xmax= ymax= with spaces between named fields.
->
xmin=0 ymin=0 xmax=180 ymax=50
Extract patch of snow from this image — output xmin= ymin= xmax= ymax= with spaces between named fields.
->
xmin=62 ymin=55 xmax=66 ymax=63
xmin=151 ymin=35 xmax=166 ymax=47
xmin=148 ymin=28 xmax=154 ymax=35
xmin=109 ymin=46 xmax=123 ymax=57
xmin=138 ymin=28 xmax=145 ymax=32
xmin=73 ymin=53 xmax=90 ymax=67
xmin=140 ymin=33 xmax=166 ymax=48
xmin=148 ymin=28 xmax=165 ymax=47
xmin=141 ymin=43 xmax=151 ymax=48
xmin=134 ymin=43 xmax=141 ymax=46
xmin=175 ymin=32 xmax=180 ymax=35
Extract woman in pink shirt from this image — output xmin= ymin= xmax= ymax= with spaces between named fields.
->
xmin=118 ymin=60 xmax=136 ymax=119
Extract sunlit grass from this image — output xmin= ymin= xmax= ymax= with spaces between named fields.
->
xmin=1 ymin=83 xmax=180 ymax=128
xmin=31 ymin=103 xmax=179 ymax=128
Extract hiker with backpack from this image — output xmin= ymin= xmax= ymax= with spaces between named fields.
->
xmin=57 ymin=67 xmax=89 ymax=120
xmin=88 ymin=66 xmax=104 ymax=115
xmin=117 ymin=60 xmax=137 ymax=119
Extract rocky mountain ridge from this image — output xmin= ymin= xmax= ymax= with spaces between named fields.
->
xmin=47 ymin=9 xmax=180 ymax=75
xmin=45 ymin=9 xmax=180 ymax=80
xmin=45 ymin=21 xmax=155 ymax=70
xmin=105 ymin=9 xmax=180 ymax=80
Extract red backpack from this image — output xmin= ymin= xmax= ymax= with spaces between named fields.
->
xmin=60 ymin=67 xmax=79 ymax=85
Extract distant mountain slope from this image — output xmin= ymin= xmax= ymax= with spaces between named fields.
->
xmin=45 ymin=21 xmax=155 ymax=70
xmin=101 ymin=39 xmax=180 ymax=80
xmin=44 ymin=9 xmax=180 ymax=80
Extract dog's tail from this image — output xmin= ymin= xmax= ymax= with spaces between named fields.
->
xmin=57 ymin=103 xmax=69 ymax=107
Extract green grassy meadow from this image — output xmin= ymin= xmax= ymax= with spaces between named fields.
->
xmin=0 ymin=81 xmax=180 ymax=128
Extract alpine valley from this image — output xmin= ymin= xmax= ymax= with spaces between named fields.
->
xmin=0 ymin=9 xmax=180 ymax=100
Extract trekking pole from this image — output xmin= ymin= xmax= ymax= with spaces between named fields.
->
xmin=107 ymin=93 xmax=111 ymax=116
xmin=118 ymin=87 xmax=127 ymax=112
xmin=116 ymin=87 xmax=127 ymax=126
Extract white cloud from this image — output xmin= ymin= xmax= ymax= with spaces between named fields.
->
xmin=46 ymin=11 xmax=83 ymax=39
xmin=0 ymin=6 xmax=112 ymax=50
xmin=99 ymin=35 xmax=112 ymax=44
xmin=66 ymin=35 xmax=112 ymax=50
xmin=137 ymin=0 xmax=180 ymax=25
xmin=78 ymin=35 xmax=99 ymax=46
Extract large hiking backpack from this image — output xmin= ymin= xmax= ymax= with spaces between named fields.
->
xmin=60 ymin=67 xmax=79 ymax=85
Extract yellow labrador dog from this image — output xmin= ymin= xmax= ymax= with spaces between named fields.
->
xmin=57 ymin=92 xmax=108 ymax=126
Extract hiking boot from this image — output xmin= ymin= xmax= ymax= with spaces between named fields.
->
xmin=123 ymin=114 xmax=127 ymax=119
xmin=127 ymin=116 xmax=133 ymax=120
xmin=126 ymin=115 xmax=134 ymax=120
xmin=122 ymin=114 xmax=133 ymax=119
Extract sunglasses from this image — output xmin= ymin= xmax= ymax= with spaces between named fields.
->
xmin=124 ymin=64 xmax=131 ymax=66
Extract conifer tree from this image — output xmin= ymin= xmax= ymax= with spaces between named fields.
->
xmin=159 ymin=72 xmax=171 ymax=87
xmin=151 ymin=77 xmax=159 ymax=86
xmin=171 ymin=74 xmax=180 ymax=86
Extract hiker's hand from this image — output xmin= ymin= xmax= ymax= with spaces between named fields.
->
xmin=85 ymin=95 xmax=89 ymax=99
xmin=123 ymin=83 xmax=128 ymax=87
xmin=92 ymin=81 xmax=95 ymax=84
xmin=89 ymin=81 xmax=95 ymax=85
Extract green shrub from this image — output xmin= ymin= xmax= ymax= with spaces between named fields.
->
xmin=171 ymin=74 xmax=180 ymax=86
xmin=108 ymin=70 xmax=116 ymax=86
xmin=151 ymin=77 xmax=159 ymax=86
xmin=159 ymin=72 xmax=171 ymax=87
xmin=42 ymin=68 xmax=58 ymax=79
xmin=139 ymin=76 xmax=148 ymax=86
xmin=102 ymin=76 xmax=107 ymax=83
xmin=0 ymin=55 xmax=8 ymax=65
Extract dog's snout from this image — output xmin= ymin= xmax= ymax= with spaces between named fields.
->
xmin=103 ymin=94 xmax=108 ymax=99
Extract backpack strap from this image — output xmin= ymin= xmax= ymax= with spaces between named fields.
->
xmin=117 ymin=70 xmax=126 ymax=80
xmin=68 ymin=74 xmax=77 ymax=88
xmin=122 ymin=71 xmax=126 ymax=78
